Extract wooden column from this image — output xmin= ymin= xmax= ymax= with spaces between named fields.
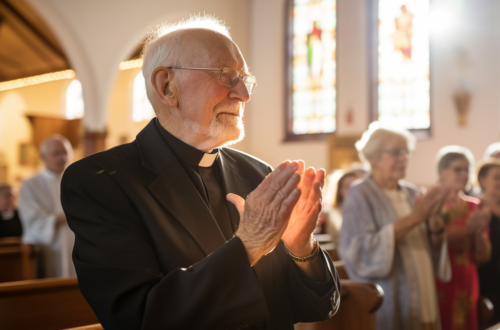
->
xmin=83 ymin=131 xmax=107 ymax=157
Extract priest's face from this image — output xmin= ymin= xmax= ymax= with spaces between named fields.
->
xmin=173 ymin=30 xmax=250 ymax=148
xmin=42 ymin=139 xmax=70 ymax=174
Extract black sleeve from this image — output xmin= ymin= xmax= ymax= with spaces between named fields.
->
xmin=61 ymin=163 xmax=269 ymax=330
xmin=277 ymin=242 xmax=340 ymax=323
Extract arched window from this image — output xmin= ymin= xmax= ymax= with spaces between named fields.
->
xmin=65 ymin=80 xmax=84 ymax=119
xmin=133 ymin=71 xmax=155 ymax=122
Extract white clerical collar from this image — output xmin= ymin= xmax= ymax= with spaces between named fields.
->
xmin=41 ymin=168 xmax=62 ymax=180
xmin=1 ymin=211 xmax=15 ymax=221
xmin=198 ymin=151 xmax=218 ymax=167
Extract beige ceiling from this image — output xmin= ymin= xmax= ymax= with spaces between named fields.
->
xmin=0 ymin=0 xmax=69 ymax=82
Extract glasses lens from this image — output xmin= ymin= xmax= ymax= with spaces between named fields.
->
xmin=242 ymin=75 xmax=257 ymax=94
xmin=221 ymin=67 xmax=239 ymax=88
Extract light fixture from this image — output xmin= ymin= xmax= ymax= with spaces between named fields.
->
xmin=0 ymin=70 xmax=76 ymax=92
xmin=119 ymin=58 xmax=143 ymax=70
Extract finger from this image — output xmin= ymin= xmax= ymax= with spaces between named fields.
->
xmin=257 ymin=162 xmax=298 ymax=200
xmin=295 ymin=160 xmax=305 ymax=178
xmin=316 ymin=168 xmax=326 ymax=189
xmin=226 ymin=193 xmax=245 ymax=218
xmin=278 ymin=188 xmax=301 ymax=222
xmin=296 ymin=167 xmax=316 ymax=210
xmin=306 ymin=181 xmax=323 ymax=211
xmin=270 ymin=172 xmax=301 ymax=206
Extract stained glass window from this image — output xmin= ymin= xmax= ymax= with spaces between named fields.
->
xmin=377 ymin=0 xmax=430 ymax=130
xmin=65 ymin=80 xmax=84 ymax=119
xmin=133 ymin=71 xmax=155 ymax=122
xmin=287 ymin=0 xmax=337 ymax=138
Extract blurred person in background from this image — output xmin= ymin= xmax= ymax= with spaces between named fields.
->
xmin=476 ymin=158 xmax=500 ymax=325
xmin=0 ymin=183 xmax=23 ymax=238
xmin=340 ymin=122 xmax=450 ymax=330
xmin=434 ymin=146 xmax=491 ymax=330
xmin=484 ymin=142 xmax=500 ymax=160
xmin=322 ymin=164 xmax=366 ymax=249
xmin=19 ymin=135 xmax=76 ymax=278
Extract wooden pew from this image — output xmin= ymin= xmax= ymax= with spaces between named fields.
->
xmin=487 ymin=321 xmax=500 ymax=330
xmin=329 ymin=260 xmax=495 ymax=330
xmin=64 ymin=325 xmax=103 ymax=330
xmin=0 ymin=237 xmax=38 ymax=282
xmin=332 ymin=260 xmax=348 ymax=280
xmin=295 ymin=279 xmax=384 ymax=330
xmin=0 ymin=277 xmax=99 ymax=330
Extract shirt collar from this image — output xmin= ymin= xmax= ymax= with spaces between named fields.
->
xmin=41 ymin=168 xmax=62 ymax=180
xmin=154 ymin=118 xmax=218 ymax=168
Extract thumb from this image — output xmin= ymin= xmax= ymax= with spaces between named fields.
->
xmin=227 ymin=193 xmax=245 ymax=217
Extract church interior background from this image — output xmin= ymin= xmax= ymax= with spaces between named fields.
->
xmin=0 ymin=0 xmax=499 ymax=190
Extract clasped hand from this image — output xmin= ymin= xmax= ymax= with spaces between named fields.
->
xmin=227 ymin=160 xmax=325 ymax=266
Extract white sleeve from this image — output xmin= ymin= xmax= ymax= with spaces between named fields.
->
xmin=18 ymin=181 xmax=57 ymax=245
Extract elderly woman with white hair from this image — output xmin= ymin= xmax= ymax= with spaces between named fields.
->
xmin=339 ymin=123 xmax=451 ymax=330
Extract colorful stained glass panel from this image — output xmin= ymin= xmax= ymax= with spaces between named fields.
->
xmin=291 ymin=0 xmax=336 ymax=135
xmin=378 ymin=0 xmax=430 ymax=130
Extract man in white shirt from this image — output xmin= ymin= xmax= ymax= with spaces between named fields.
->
xmin=19 ymin=135 xmax=76 ymax=278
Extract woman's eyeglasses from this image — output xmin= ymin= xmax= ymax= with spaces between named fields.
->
xmin=165 ymin=66 xmax=257 ymax=94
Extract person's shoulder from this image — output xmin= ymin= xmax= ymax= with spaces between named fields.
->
xmin=221 ymin=147 xmax=273 ymax=172
xmin=64 ymin=142 xmax=140 ymax=180
xmin=349 ymin=174 xmax=371 ymax=192
xmin=21 ymin=172 xmax=44 ymax=186
xmin=399 ymin=180 xmax=420 ymax=193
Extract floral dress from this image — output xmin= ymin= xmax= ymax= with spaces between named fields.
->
xmin=435 ymin=197 xmax=490 ymax=330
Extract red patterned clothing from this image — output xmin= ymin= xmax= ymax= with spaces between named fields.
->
xmin=435 ymin=197 xmax=488 ymax=330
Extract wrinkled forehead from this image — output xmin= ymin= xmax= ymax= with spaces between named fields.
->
xmin=171 ymin=28 xmax=248 ymax=73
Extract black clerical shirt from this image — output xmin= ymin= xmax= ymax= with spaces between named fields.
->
xmin=154 ymin=119 xmax=234 ymax=240
xmin=154 ymin=119 xmax=333 ymax=295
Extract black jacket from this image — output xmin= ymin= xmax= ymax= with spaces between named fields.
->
xmin=61 ymin=119 xmax=340 ymax=330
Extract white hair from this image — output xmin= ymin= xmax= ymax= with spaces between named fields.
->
xmin=142 ymin=15 xmax=232 ymax=105
xmin=40 ymin=134 xmax=73 ymax=158
xmin=355 ymin=121 xmax=416 ymax=166
xmin=484 ymin=142 xmax=500 ymax=159
xmin=435 ymin=145 xmax=475 ymax=184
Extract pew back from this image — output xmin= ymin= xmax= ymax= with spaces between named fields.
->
xmin=0 ymin=237 xmax=37 ymax=282
xmin=295 ymin=279 xmax=384 ymax=330
xmin=0 ymin=278 xmax=99 ymax=330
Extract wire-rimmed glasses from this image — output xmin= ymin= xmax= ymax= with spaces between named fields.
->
xmin=165 ymin=66 xmax=257 ymax=94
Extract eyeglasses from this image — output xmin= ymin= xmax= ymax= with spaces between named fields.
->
xmin=381 ymin=149 xmax=410 ymax=158
xmin=165 ymin=66 xmax=257 ymax=94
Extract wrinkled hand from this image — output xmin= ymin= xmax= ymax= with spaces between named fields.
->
xmin=414 ymin=184 xmax=446 ymax=223
xmin=281 ymin=162 xmax=325 ymax=257
xmin=228 ymin=161 xmax=302 ymax=266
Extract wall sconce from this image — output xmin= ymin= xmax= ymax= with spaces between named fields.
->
xmin=453 ymin=48 xmax=472 ymax=127
xmin=453 ymin=90 xmax=471 ymax=127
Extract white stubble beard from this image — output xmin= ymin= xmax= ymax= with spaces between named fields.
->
xmin=183 ymin=103 xmax=245 ymax=148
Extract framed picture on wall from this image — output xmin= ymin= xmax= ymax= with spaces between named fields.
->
xmin=285 ymin=0 xmax=337 ymax=141
xmin=19 ymin=143 xmax=37 ymax=166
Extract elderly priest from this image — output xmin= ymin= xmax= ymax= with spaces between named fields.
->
xmin=61 ymin=17 xmax=340 ymax=330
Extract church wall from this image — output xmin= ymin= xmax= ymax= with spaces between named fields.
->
xmin=28 ymin=0 xmax=251 ymax=135
xmin=247 ymin=0 xmax=500 ymax=186
xmin=3 ymin=0 xmax=499 ymax=188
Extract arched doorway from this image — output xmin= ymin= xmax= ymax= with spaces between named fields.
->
xmin=0 ymin=0 xmax=80 ymax=186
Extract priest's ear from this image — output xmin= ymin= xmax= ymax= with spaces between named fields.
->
xmin=151 ymin=67 xmax=178 ymax=107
